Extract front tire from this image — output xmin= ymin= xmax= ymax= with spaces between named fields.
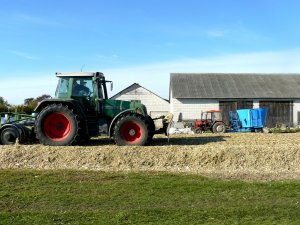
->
xmin=113 ymin=114 xmax=148 ymax=146
xmin=35 ymin=104 xmax=79 ymax=146
xmin=195 ymin=128 xmax=203 ymax=134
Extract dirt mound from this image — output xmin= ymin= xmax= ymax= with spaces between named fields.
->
xmin=1 ymin=133 xmax=300 ymax=180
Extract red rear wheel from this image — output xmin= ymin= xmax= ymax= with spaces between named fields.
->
xmin=35 ymin=104 xmax=79 ymax=146
xmin=44 ymin=112 xmax=71 ymax=141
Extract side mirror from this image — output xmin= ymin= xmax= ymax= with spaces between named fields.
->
xmin=110 ymin=82 xmax=113 ymax=91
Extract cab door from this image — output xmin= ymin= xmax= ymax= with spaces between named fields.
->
xmin=71 ymin=77 xmax=96 ymax=112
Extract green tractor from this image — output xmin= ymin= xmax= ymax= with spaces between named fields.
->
xmin=1 ymin=72 xmax=159 ymax=146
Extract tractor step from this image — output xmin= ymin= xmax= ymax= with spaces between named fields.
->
xmin=86 ymin=112 xmax=98 ymax=136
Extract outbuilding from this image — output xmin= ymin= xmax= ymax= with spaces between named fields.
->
xmin=170 ymin=73 xmax=300 ymax=127
xmin=110 ymin=83 xmax=170 ymax=118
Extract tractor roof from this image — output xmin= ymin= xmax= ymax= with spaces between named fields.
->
xmin=55 ymin=72 xmax=104 ymax=78
xmin=203 ymin=110 xmax=222 ymax=113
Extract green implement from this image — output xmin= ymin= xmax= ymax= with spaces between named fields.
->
xmin=0 ymin=112 xmax=36 ymax=145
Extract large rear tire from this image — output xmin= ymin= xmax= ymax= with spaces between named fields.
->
xmin=113 ymin=114 xmax=148 ymax=146
xmin=35 ymin=104 xmax=79 ymax=146
xmin=212 ymin=122 xmax=226 ymax=133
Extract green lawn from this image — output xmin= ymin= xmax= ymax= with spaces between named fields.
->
xmin=0 ymin=170 xmax=299 ymax=225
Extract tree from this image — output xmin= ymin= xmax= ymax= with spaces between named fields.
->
xmin=19 ymin=94 xmax=52 ymax=114
xmin=0 ymin=96 xmax=9 ymax=112
xmin=24 ymin=98 xmax=34 ymax=105
xmin=35 ymin=94 xmax=51 ymax=103
xmin=0 ymin=96 xmax=9 ymax=107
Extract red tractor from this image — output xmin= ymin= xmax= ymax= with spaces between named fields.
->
xmin=195 ymin=110 xmax=226 ymax=133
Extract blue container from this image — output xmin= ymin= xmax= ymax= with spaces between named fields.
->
xmin=236 ymin=108 xmax=268 ymax=129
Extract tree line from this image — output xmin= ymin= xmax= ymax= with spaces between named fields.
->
xmin=0 ymin=94 xmax=51 ymax=114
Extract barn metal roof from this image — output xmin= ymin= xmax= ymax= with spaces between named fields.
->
xmin=170 ymin=73 xmax=300 ymax=99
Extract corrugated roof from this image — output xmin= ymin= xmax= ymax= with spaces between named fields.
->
xmin=170 ymin=73 xmax=300 ymax=99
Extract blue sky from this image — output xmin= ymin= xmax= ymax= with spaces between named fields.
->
xmin=1 ymin=0 xmax=300 ymax=104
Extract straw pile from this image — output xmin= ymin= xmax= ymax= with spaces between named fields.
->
xmin=1 ymin=133 xmax=300 ymax=180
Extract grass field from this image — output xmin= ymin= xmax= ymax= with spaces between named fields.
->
xmin=0 ymin=169 xmax=300 ymax=225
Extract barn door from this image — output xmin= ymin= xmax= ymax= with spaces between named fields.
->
xmin=259 ymin=101 xmax=293 ymax=127
xmin=219 ymin=101 xmax=253 ymax=125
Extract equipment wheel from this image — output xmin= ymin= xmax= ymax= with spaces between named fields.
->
xmin=212 ymin=122 xmax=226 ymax=133
xmin=0 ymin=127 xmax=18 ymax=145
xmin=35 ymin=104 xmax=79 ymax=146
xmin=113 ymin=114 xmax=148 ymax=146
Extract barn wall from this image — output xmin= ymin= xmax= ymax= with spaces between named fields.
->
xmin=112 ymin=86 xmax=169 ymax=117
xmin=171 ymin=98 xmax=219 ymax=121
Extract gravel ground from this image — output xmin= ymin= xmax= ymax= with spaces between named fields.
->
xmin=1 ymin=133 xmax=300 ymax=181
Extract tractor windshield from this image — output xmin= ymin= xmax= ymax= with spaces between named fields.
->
xmin=201 ymin=112 xmax=209 ymax=120
xmin=55 ymin=78 xmax=69 ymax=98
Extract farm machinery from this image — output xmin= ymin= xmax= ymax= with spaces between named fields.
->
xmin=194 ymin=110 xmax=226 ymax=133
xmin=0 ymin=72 xmax=165 ymax=146
xmin=0 ymin=112 xmax=35 ymax=145
xmin=194 ymin=108 xmax=268 ymax=133
xmin=227 ymin=108 xmax=268 ymax=132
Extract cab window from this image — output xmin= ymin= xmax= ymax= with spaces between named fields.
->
xmin=72 ymin=78 xmax=94 ymax=96
xmin=55 ymin=78 xmax=69 ymax=98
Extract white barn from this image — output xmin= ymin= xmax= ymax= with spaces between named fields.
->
xmin=170 ymin=73 xmax=300 ymax=127
xmin=110 ymin=83 xmax=170 ymax=118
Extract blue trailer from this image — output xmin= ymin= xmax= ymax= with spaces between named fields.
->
xmin=228 ymin=108 xmax=268 ymax=132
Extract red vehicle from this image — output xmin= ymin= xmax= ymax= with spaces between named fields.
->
xmin=195 ymin=110 xmax=226 ymax=133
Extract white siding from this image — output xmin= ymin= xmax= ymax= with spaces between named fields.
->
xmin=112 ymin=86 xmax=169 ymax=117
xmin=253 ymin=100 xmax=260 ymax=108
xmin=171 ymin=98 xmax=219 ymax=121
xmin=293 ymin=100 xmax=300 ymax=126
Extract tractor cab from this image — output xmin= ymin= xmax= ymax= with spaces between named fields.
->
xmin=201 ymin=110 xmax=222 ymax=121
xmin=54 ymin=72 xmax=114 ymax=116
xmin=55 ymin=72 xmax=109 ymax=100
xmin=195 ymin=110 xmax=226 ymax=133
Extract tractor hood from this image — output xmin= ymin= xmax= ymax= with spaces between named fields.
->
xmin=102 ymin=99 xmax=148 ymax=118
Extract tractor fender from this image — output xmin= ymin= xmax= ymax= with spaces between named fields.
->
xmin=35 ymin=99 xmax=86 ymax=120
xmin=108 ymin=109 xmax=134 ymax=137
xmin=0 ymin=123 xmax=26 ymax=144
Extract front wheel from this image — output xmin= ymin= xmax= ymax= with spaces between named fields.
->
xmin=195 ymin=128 xmax=203 ymax=134
xmin=113 ymin=114 xmax=148 ymax=146
xmin=35 ymin=104 xmax=79 ymax=146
